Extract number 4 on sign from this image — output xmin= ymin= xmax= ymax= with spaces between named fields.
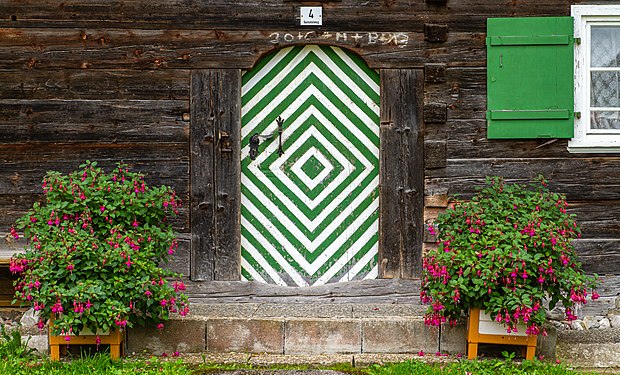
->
xmin=300 ymin=7 xmax=322 ymax=26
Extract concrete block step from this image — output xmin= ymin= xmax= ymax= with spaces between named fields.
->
xmin=127 ymin=303 xmax=440 ymax=356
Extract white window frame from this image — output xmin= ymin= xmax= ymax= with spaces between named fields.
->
xmin=570 ymin=5 xmax=620 ymax=153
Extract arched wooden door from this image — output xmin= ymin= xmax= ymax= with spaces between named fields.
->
xmin=240 ymin=45 xmax=380 ymax=286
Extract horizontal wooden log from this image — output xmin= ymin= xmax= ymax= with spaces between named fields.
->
xmin=444 ymin=120 xmax=578 ymax=159
xmin=0 ymin=69 xmax=190 ymax=100
xmin=0 ymin=159 xmax=189 ymax=198
xmin=424 ymin=67 xmax=486 ymax=120
xmin=0 ymin=194 xmax=38 ymax=228
xmin=598 ymin=275 xmax=620 ymax=297
xmin=0 ymin=0 xmax=576 ymax=32
xmin=569 ymin=202 xmax=620 ymax=238
xmin=574 ymin=239 xmax=620 ymax=275
xmin=0 ymin=100 xmax=189 ymax=143
xmin=426 ymin=158 xmax=620 ymax=201
xmin=0 ymin=28 xmax=486 ymax=69
xmin=185 ymin=278 xmax=421 ymax=304
xmin=0 ymin=141 xmax=186 ymax=231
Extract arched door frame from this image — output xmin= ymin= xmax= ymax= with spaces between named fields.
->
xmin=189 ymin=46 xmax=423 ymax=284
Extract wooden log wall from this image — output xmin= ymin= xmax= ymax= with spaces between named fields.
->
xmin=0 ymin=0 xmax=618 ymax=300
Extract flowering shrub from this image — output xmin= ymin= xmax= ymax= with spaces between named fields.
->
xmin=9 ymin=161 xmax=189 ymax=339
xmin=421 ymin=176 xmax=599 ymax=335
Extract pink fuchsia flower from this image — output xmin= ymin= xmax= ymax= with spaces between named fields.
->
xmin=9 ymin=259 xmax=27 ymax=274
xmin=418 ymin=350 xmax=424 ymax=356
xmin=100 ymin=205 xmax=106 ymax=212
xmin=173 ymin=281 xmax=186 ymax=292
xmin=51 ymin=300 xmax=64 ymax=314
xmin=9 ymin=227 xmax=19 ymax=239
xmin=591 ymin=291 xmax=600 ymax=300
xmin=115 ymin=318 xmax=128 ymax=327
xmin=157 ymin=323 xmax=164 ymax=330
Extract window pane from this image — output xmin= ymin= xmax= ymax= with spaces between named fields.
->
xmin=590 ymin=111 xmax=620 ymax=129
xmin=591 ymin=26 xmax=620 ymax=67
xmin=591 ymin=71 xmax=620 ymax=107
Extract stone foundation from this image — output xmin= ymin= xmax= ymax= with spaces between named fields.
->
xmin=2 ymin=299 xmax=620 ymax=369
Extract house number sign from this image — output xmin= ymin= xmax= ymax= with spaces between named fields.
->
xmin=300 ymin=7 xmax=322 ymax=26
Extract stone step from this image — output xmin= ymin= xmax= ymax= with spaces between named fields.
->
xmin=127 ymin=303 xmax=448 ymax=356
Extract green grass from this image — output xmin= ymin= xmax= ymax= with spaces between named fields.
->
xmin=0 ymin=356 xmax=612 ymax=375
xmin=0 ymin=329 xmax=614 ymax=375
xmin=368 ymin=359 xmax=606 ymax=375
xmin=0 ymin=355 xmax=192 ymax=375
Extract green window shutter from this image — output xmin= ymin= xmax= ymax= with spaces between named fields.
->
xmin=487 ymin=17 xmax=574 ymax=139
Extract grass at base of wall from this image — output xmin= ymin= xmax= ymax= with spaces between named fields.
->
xmin=0 ymin=355 xmax=610 ymax=375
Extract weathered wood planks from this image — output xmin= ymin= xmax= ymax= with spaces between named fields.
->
xmin=0 ymin=1 xmax=578 ymax=32
xmin=0 ymin=0 xmax=616 ymax=297
xmin=190 ymin=69 xmax=241 ymax=281
xmin=185 ymin=278 xmax=421 ymax=304
xmin=0 ymin=69 xmax=190 ymax=100
xmin=0 ymin=28 xmax=486 ymax=69
xmin=379 ymin=69 xmax=424 ymax=279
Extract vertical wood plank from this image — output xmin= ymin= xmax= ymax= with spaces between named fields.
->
xmin=191 ymin=70 xmax=217 ymax=281
xmin=214 ymin=69 xmax=242 ymax=281
xmin=379 ymin=69 xmax=424 ymax=279
xmin=379 ymin=70 xmax=403 ymax=278
xmin=190 ymin=69 xmax=241 ymax=281
xmin=400 ymin=69 xmax=425 ymax=279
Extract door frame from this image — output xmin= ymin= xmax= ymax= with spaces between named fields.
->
xmin=189 ymin=59 xmax=423 ymax=283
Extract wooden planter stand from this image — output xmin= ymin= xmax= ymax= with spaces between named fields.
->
xmin=467 ymin=307 xmax=537 ymax=360
xmin=49 ymin=326 xmax=125 ymax=361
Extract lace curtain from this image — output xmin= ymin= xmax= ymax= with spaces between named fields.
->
xmin=591 ymin=26 xmax=620 ymax=129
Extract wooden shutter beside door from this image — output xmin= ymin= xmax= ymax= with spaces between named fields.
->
xmin=486 ymin=17 xmax=574 ymax=139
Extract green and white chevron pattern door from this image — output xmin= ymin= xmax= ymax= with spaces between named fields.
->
xmin=241 ymin=45 xmax=379 ymax=287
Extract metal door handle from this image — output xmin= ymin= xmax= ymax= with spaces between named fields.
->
xmin=248 ymin=117 xmax=285 ymax=160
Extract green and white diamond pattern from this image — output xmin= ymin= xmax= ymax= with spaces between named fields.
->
xmin=240 ymin=45 xmax=380 ymax=286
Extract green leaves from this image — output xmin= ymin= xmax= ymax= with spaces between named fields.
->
xmin=10 ymin=162 xmax=189 ymax=336
xmin=421 ymin=176 xmax=600 ymax=332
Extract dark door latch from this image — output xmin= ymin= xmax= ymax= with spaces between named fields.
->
xmin=249 ymin=117 xmax=285 ymax=160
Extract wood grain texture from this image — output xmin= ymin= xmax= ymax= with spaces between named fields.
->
xmin=0 ymin=28 xmax=487 ymax=70
xmin=213 ymin=69 xmax=241 ymax=281
xmin=0 ymin=100 xmax=189 ymax=143
xmin=0 ymin=0 xmax=578 ymax=32
xmin=574 ymin=239 xmax=620 ymax=275
xmin=0 ymin=69 xmax=190 ymax=100
xmin=379 ymin=69 xmax=424 ymax=279
xmin=190 ymin=69 xmax=241 ymax=281
xmin=0 ymin=148 xmax=190 ymax=233
xmin=185 ymin=278 xmax=421 ymax=304
xmin=0 ymin=0 xmax=618 ymax=297
xmin=426 ymin=158 xmax=620 ymax=201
